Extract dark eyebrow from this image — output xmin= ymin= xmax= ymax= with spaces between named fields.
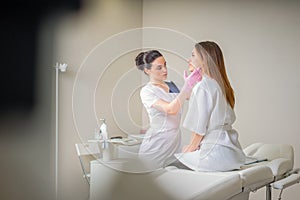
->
xmin=153 ymin=61 xmax=166 ymax=68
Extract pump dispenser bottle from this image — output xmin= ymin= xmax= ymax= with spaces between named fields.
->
xmin=100 ymin=118 xmax=112 ymax=161
xmin=99 ymin=118 xmax=108 ymax=141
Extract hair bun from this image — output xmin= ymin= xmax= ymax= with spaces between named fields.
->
xmin=135 ymin=52 xmax=146 ymax=71
xmin=135 ymin=50 xmax=163 ymax=73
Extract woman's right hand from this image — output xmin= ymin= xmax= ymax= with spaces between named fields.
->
xmin=182 ymin=145 xmax=191 ymax=153
xmin=182 ymin=144 xmax=199 ymax=153
xmin=182 ymin=67 xmax=202 ymax=92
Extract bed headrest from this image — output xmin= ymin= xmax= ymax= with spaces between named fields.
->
xmin=244 ymin=143 xmax=294 ymax=168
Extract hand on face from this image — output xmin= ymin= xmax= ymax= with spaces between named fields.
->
xmin=183 ymin=67 xmax=202 ymax=91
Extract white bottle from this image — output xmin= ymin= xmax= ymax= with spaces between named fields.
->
xmin=99 ymin=119 xmax=108 ymax=141
xmin=100 ymin=119 xmax=112 ymax=161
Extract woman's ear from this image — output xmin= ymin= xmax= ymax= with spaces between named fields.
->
xmin=144 ymin=68 xmax=150 ymax=75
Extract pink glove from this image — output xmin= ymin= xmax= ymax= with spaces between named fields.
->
xmin=182 ymin=67 xmax=202 ymax=92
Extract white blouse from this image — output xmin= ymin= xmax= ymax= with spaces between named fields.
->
xmin=139 ymin=82 xmax=182 ymax=168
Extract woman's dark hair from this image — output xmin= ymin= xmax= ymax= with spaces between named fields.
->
xmin=135 ymin=50 xmax=163 ymax=73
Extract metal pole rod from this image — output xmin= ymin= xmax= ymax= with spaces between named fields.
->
xmin=55 ymin=65 xmax=59 ymax=200
xmin=266 ymin=184 xmax=272 ymax=200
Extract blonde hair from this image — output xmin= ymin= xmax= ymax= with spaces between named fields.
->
xmin=195 ymin=41 xmax=235 ymax=109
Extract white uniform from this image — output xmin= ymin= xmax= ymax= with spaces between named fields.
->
xmin=139 ymin=82 xmax=181 ymax=168
xmin=176 ymin=75 xmax=246 ymax=171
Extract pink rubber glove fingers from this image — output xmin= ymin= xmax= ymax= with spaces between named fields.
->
xmin=183 ymin=70 xmax=188 ymax=80
xmin=183 ymin=67 xmax=202 ymax=91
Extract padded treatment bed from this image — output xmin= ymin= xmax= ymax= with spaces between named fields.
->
xmin=89 ymin=143 xmax=299 ymax=200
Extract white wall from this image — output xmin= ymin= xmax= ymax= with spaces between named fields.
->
xmin=52 ymin=0 xmax=142 ymax=199
xmin=48 ymin=0 xmax=300 ymax=200
xmin=143 ymin=0 xmax=300 ymax=199
xmin=8 ymin=1 xmax=300 ymax=200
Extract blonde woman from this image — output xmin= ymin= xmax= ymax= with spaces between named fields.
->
xmin=176 ymin=41 xmax=246 ymax=171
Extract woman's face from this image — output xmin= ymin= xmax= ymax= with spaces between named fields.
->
xmin=145 ymin=56 xmax=168 ymax=81
xmin=187 ymin=47 xmax=204 ymax=72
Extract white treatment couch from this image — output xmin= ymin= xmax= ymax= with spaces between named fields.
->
xmin=89 ymin=143 xmax=300 ymax=200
